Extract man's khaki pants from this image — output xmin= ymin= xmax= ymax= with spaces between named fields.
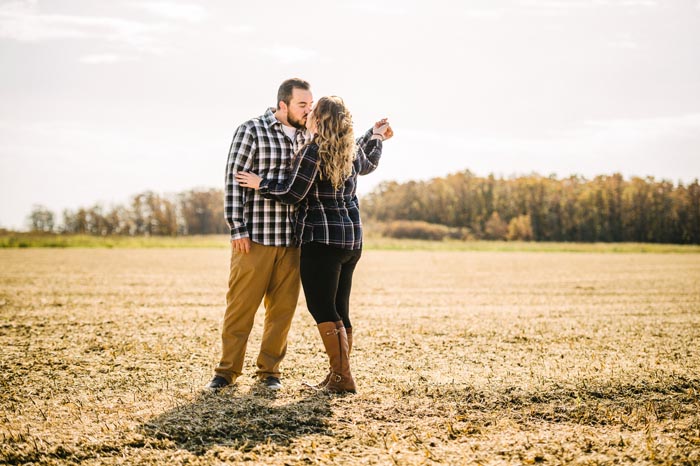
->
xmin=215 ymin=242 xmax=301 ymax=382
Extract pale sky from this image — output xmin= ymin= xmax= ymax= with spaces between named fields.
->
xmin=1 ymin=0 xmax=699 ymax=230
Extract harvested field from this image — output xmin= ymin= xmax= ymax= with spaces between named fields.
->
xmin=1 ymin=248 xmax=699 ymax=465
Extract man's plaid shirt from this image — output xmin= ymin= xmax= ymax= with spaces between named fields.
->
xmin=225 ymin=108 xmax=304 ymax=246
xmin=257 ymin=137 xmax=382 ymax=250
xmin=225 ymin=108 xmax=376 ymax=247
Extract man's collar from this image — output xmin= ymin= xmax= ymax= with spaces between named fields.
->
xmin=262 ymin=107 xmax=280 ymax=129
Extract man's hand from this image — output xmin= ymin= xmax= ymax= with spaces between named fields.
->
xmin=231 ymin=237 xmax=251 ymax=254
xmin=382 ymin=125 xmax=394 ymax=140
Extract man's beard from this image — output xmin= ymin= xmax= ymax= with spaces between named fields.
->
xmin=287 ymin=112 xmax=307 ymax=130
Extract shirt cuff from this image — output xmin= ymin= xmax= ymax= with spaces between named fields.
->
xmin=230 ymin=225 xmax=249 ymax=241
xmin=259 ymin=178 xmax=271 ymax=196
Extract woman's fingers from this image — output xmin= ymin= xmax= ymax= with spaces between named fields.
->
xmin=235 ymin=171 xmax=261 ymax=189
xmin=235 ymin=172 xmax=251 ymax=186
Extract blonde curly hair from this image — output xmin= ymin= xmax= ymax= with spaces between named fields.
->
xmin=311 ymin=96 xmax=356 ymax=190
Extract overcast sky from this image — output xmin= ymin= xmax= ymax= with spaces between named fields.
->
xmin=1 ymin=0 xmax=699 ymax=229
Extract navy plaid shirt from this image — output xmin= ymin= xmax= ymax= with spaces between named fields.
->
xmin=258 ymin=136 xmax=382 ymax=250
xmin=224 ymin=108 xmax=304 ymax=246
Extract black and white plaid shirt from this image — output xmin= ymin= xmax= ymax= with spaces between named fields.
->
xmin=258 ymin=137 xmax=382 ymax=250
xmin=224 ymin=108 xmax=305 ymax=246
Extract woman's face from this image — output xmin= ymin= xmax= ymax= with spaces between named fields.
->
xmin=306 ymin=109 xmax=318 ymax=133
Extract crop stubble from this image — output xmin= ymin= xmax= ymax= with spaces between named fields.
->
xmin=0 ymin=249 xmax=699 ymax=465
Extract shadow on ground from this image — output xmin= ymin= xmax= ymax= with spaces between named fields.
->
xmin=141 ymin=385 xmax=333 ymax=455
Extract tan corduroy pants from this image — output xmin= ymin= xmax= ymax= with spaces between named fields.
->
xmin=214 ymin=241 xmax=301 ymax=382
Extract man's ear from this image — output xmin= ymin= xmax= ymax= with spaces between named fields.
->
xmin=278 ymin=100 xmax=288 ymax=113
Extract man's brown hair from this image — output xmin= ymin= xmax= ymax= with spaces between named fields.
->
xmin=277 ymin=78 xmax=311 ymax=109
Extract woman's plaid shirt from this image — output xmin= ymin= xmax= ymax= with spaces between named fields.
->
xmin=257 ymin=137 xmax=382 ymax=250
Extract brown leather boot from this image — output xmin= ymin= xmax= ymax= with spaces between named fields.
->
xmin=322 ymin=324 xmax=355 ymax=394
xmin=304 ymin=324 xmax=352 ymax=390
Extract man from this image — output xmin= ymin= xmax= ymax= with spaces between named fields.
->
xmin=206 ymin=78 xmax=313 ymax=390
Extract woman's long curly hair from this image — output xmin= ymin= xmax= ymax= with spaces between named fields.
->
xmin=311 ymin=96 xmax=355 ymax=190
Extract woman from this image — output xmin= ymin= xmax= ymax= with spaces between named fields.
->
xmin=235 ymin=96 xmax=392 ymax=393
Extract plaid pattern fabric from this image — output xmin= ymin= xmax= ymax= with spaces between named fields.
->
xmin=224 ymin=108 xmax=305 ymax=246
xmin=258 ymin=136 xmax=383 ymax=250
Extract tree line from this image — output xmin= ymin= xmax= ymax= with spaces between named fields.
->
xmin=28 ymin=189 xmax=228 ymax=236
xmin=25 ymin=171 xmax=700 ymax=244
xmin=362 ymin=171 xmax=700 ymax=244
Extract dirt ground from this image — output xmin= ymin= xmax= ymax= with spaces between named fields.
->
xmin=1 ymin=248 xmax=699 ymax=465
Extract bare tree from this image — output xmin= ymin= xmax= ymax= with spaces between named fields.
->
xmin=27 ymin=205 xmax=55 ymax=232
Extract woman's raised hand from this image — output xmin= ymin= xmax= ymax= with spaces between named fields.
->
xmin=373 ymin=118 xmax=394 ymax=141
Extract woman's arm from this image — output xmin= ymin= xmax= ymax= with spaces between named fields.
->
xmin=235 ymin=145 xmax=320 ymax=205
xmin=355 ymin=138 xmax=383 ymax=176
xmin=355 ymin=120 xmax=391 ymax=175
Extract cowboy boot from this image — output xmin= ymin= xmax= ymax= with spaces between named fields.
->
xmin=304 ymin=323 xmax=352 ymax=390
xmin=323 ymin=325 xmax=355 ymax=394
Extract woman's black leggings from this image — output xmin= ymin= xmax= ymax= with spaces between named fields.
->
xmin=300 ymin=241 xmax=362 ymax=328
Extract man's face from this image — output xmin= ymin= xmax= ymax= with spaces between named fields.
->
xmin=284 ymin=88 xmax=313 ymax=130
